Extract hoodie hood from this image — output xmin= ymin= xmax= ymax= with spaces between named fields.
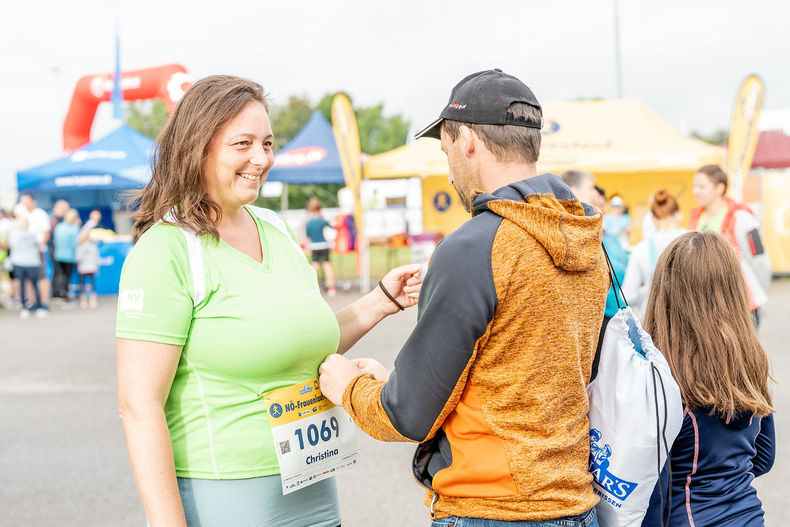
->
xmin=472 ymin=173 xmax=603 ymax=272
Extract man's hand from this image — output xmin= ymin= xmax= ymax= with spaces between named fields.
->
xmin=351 ymin=358 xmax=391 ymax=382
xmin=318 ymin=354 xmax=363 ymax=405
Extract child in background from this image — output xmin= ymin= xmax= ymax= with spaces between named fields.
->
xmin=603 ymin=194 xmax=631 ymax=249
xmin=8 ymin=217 xmax=48 ymax=318
xmin=641 ymin=231 xmax=774 ymax=526
xmin=75 ymin=229 xmax=100 ymax=309
xmin=305 ymin=197 xmax=337 ymax=296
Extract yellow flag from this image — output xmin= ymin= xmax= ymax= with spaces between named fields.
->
xmin=726 ymin=75 xmax=765 ymax=202
xmin=331 ymin=94 xmax=363 ymax=228
xmin=331 ymin=94 xmax=368 ymax=286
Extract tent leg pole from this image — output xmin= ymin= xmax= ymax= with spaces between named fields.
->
xmin=281 ymin=183 xmax=288 ymax=211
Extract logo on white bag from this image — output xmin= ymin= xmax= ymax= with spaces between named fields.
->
xmin=589 ymin=429 xmax=638 ymax=503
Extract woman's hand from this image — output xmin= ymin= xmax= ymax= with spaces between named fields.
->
xmin=351 ymin=358 xmax=391 ymax=382
xmin=333 ymin=264 xmax=424 ymax=355
xmin=378 ymin=263 xmax=424 ymax=315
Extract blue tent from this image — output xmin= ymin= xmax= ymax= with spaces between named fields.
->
xmin=17 ymin=124 xmax=154 ymax=210
xmin=266 ymin=111 xmax=345 ymax=184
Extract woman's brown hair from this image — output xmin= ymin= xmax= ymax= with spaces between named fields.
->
xmin=306 ymin=197 xmax=322 ymax=213
xmin=696 ymin=164 xmax=728 ymax=194
xmin=643 ymin=231 xmax=773 ymax=418
xmin=129 ymin=75 xmax=268 ymax=241
xmin=650 ymin=189 xmax=679 ymax=220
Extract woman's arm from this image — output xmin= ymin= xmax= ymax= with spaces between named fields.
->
xmin=752 ymin=413 xmax=775 ymax=477
xmin=117 ymin=338 xmax=187 ymax=527
xmin=335 ymin=264 xmax=422 ymax=354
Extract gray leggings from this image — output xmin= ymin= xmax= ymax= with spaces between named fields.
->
xmin=147 ymin=475 xmax=341 ymax=527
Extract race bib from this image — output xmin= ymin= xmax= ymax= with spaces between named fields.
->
xmin=264 ymin=377 xmax=359 ymax=495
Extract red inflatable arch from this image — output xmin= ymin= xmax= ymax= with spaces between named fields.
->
xmin=63 ymin=63 xmax=192 ymax=150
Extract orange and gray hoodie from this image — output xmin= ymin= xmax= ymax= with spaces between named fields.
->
xmin=342 ymin=173 xmax=609 ymax=521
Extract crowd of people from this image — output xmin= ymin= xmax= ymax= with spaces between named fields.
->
xmin=561 ymin=168 xmax=772 ymax=328
xmin=0 ymin=70 xmax=776 ymax=527
xmin=0 ymin=196 xmax=102 ymax=317
xmin=109 ymin=71 xmax=775 ymax=527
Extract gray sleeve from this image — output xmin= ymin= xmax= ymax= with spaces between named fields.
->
xmin=379 ymin=213 xmax=500 ymax=441
xmin=734 ymin=210 xmax=772 ymax=291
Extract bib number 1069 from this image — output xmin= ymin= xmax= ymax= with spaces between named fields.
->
xmin=293 ymin=416 xmax=339 ymax=450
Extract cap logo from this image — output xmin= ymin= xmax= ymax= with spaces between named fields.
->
xmin=448 ymin=103 xmax=467 ymax=110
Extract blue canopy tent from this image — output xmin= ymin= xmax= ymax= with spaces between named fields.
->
xmin=266 ymin=110 xmax=345 ymax=184
xmin=15 ymin=124 xmax=155 ymax=295
xmin=17 ymin=124 xmax=154 ymax=216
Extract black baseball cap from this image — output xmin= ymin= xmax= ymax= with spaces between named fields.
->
xmin=415 ymin=69 xmax=543 ymax=140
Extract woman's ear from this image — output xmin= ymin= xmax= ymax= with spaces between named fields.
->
xmin=716 ymin=182 xmax=727 ymax=197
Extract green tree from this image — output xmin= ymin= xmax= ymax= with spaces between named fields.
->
xmin=269 ymin=95 xmax=313 ymax=151
xmin=692 ymin=129 xmax=729 ymax=146
xmin=316 ymin=92 xmax=410 ymax=155
xmin=257 ymin=92 xmax=411 ymax=210
xmin=126 ymin=99 xmax=169 ymax=139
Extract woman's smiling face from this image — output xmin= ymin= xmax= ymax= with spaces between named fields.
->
xmin=203 ymin=101 xmax=275 ymax=213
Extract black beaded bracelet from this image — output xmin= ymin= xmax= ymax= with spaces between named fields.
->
xmin=378 ymin=280 xmax=405 ymax=311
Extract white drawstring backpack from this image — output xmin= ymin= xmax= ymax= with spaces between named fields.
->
xmin=587 ymin=246 xmax=684 ymax=527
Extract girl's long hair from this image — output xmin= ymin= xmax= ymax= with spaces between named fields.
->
xmin=643 ymin=231 xmax=773 ymax=418
xmin=129 ymin=75 xmax=268 ymax=241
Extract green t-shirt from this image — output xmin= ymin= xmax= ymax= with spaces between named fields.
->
xmin=116 ymin=207 xmax=340 ymax=479
xmin=697 ymin=207 xmax=727 ymax=233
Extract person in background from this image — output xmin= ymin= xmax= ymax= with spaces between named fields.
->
xmin=52 ymin=208 xmax=81 ymax=305
xmin=8 ymin=217 xmax=48 ymax=318
xmin=622 ymin=190 xmax=686 ymax=318
xmin=305 ymin=197 xmax=337 ymax=297
xmin=604 ymin=194 xmax=631 ymax=249
xmin=14 ymin=194 xmax=51 ymax=305
xmin=592 ymin=185 xmax=608 ymax=213
xmin=0 ymin=209 xmax=13 ymax=307
xmin=641 ymin=231 xmax=774 ymax=526
xmin=641 ymin=192 xmax=657 ymax=241
xmin=48 ymin=199 xmax=71 ymax=300
xmin=81 ymin=209 xmax=102 ymax=233
xmin=75 ymin=225 xmax=100 ymax=309
xmin=691 ymin=164 xmax=771 ymax=326
xmin=562 ymin=171 xmax=627 ymax=374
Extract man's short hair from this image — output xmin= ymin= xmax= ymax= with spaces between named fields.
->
xmin=560 ymin=170 xmax=595 ymax=191
xmin=442 ymin=102 xmax=542 ymax=164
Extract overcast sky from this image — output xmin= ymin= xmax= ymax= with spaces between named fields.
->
xmin=2 ymin=0 xmax=789 ymax=196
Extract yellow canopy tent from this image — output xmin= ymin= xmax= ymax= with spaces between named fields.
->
xmin=365 ymin=99 xmax=725 ymax=240
xmin=363 ymin=139 xmax=465 ymax=234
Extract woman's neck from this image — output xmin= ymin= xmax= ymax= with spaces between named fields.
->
xmin=218 ymin=205 xmax=250 ymax=232
xmin=654 ymin=218 xmax=681 ymax=232
xmin=705 ymin=196 xmax=728 ymax=216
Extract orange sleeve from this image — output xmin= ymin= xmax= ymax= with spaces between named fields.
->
xmin=342 ymin=373 xmax=414 ymax=443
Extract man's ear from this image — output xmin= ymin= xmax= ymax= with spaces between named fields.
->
xmin=459 ymin=125 xmax=476 ymax=158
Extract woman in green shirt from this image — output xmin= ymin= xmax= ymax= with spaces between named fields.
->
xmin=116 ymin=75 xmax=421 ymax=527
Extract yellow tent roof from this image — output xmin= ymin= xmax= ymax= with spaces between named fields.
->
xmin=538 ymin=99 xmax=724 ymax=173
xmin=363 ymin=99 xmax=724 ymax=179
xmin=363 ymin=137 xmax=448 ymax=179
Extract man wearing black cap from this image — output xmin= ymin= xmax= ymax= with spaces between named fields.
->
xmin=320 ymin=70 xmax=608 ymax=525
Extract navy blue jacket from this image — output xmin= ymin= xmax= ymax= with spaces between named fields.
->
xmin=642 ymin=407 xmax=775 ymax=527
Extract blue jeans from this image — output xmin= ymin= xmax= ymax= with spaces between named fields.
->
xmin=430 ymin=507 xmax=598 ymax=527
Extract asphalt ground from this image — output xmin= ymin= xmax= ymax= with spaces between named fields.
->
xmin=1 ymin=280 xmax=788 ymax=526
